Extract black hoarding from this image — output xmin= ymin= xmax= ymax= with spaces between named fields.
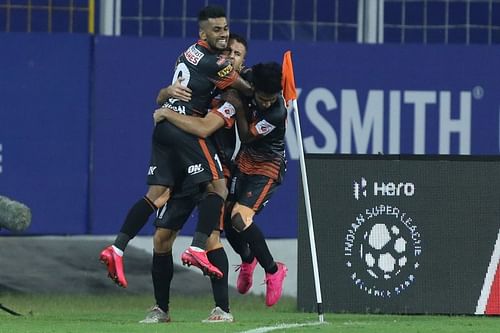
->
xmin=298 ymin=155 xmax=500 ymax=314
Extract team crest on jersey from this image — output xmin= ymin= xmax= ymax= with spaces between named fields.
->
xmin=216 ymin=102 xmax=236 ymax=119
xmin=184 ymin=44 xmax=204 ymax=65
xmin=255 ymin=119 xmax=276 ymax=135
xmin=217 ymin=64 xmax=233 ymax=77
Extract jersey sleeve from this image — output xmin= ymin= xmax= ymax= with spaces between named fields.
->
xmin=206 ymin=55 xmax=239 ymax=90
xmin=249 ymin=103 xmax=286 ymax=137
xmin=209 ymin=101 xmax=236 ymax=129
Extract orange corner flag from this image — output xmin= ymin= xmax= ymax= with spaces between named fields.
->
xmin=282 ymin=50 xmax=297 ymax=107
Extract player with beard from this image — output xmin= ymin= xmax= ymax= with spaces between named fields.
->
xmin=138 ymin=33 xmax=249 ymax=324
xmin=99 ymin=5 xmax=252 ymax=288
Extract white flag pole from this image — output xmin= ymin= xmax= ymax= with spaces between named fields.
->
xmin=290 ymin=98 xmax=324 ymax=323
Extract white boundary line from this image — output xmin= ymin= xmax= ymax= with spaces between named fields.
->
xmin=475 ymin=227 xmax=500 ymax=314
xmin=239 ymin=321 xmax=327 ymax=333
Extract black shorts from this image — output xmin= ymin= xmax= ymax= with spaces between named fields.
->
xmin=147 ymin=138 xmax=177 ymax=187
xmin=229 ymin=171 xmax=281 ymax=214
xmin=154 ymin=195 xmax=197 ymax=231
xmin=152 ymin=120 xmax=224 ymax=187
xmin=154 ymin=192 xmax=223 ymax=231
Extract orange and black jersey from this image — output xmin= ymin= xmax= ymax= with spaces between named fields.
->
xmin=236 ymin=96 xmax=287 ymax=183
xmin=162 ymin=40 xmax=239 ymax=117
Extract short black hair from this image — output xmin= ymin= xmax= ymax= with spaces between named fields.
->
xmin=229 ymin=33 xmax=248 ymax=52
xmin=252 ymin=62 xmax=282 ymax=95
xmin=198 ymin=5 xmax=226 ymax=22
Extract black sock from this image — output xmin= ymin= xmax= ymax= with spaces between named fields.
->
xmin=241 ymin=223 xmax=277 ymax=274
xmin=152 ymin=251 xmax=173 ymax=313
xmin=192 ymin=193 xmax=224 ymax=249
xmin=224 ymin=223 xmax=254 ymax=263
xmin=207 ymin=248 xmax=229 ymax=313
xmin=114 ymin=196 xmax=156 ymax=251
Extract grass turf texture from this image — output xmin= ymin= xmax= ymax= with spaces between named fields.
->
xmin=0 ymin=294 xmax=498 ymax=333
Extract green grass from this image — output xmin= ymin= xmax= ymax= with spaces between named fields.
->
xmin=0 ymin=293 xmax=498 ymax=333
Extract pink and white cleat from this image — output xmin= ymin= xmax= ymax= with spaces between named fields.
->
xmin=265 ymin=262 xmax=287 ymax=307
xmin=236 ymin=258 xmax=258 ymax=294
xmin=181 ymin=247 xmax=223 ymax=279
xmin=99 ymin=245 xmax=128 ymax=288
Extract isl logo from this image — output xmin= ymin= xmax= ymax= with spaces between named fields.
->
xmin=344 ymin=204 xmax=423 ymax=298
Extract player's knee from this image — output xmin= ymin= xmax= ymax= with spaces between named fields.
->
xmin=231 ymin=213 xmax=247 ymax=232
xmin=153 ymin=228 xmax=177 ymax=252
xmin=206 ymin=231 xmax=223 ymax=251
xmin=231 ymin=212 xmax=254 ymax=233
xmin=154 ymin=189 xmax=171 ymax=208
xmin=210 ymin=179 xmax=228 ymax=200
xmin=146 ymin=186 xmax=171 ymax=208
xmin=231 ymin=203 xmax=255 ymax=232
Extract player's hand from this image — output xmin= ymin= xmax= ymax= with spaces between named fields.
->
xmin=155 ymin=77 xmax=192 ymax=105
xmin=153 ymin=108 xmax=169 ymax=124
xmin=170 ymin=77 xmax=192 ymax=102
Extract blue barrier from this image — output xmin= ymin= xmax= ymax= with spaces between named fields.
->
xmin=0 ymin=34 xmax=91 ymax=234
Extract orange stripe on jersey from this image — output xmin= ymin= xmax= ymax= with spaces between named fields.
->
xmin=253 ymin=179 xmax=274 ymax=211
xmin=237 ymin=153 xmax=280 ymax=180
xmin=198 ymin=138 xmax=220 ymax=180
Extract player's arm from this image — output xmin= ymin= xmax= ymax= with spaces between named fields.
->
xmin=234 ymin=104 xmax=257 ymax=144
xmin=229 ymin=76 xmax=253 ymax=97
xmin=212 ymin=62 xmax=253 ymax=97
xmin=236 ymin=105 xmax=281 ymax=144
xmin=156 ymin=77 xmax=192 ymax=105
xmin=223 ymin=90 xmax=255 ymax=143
xmin=153 ymin=109 xmax=224 ymax=138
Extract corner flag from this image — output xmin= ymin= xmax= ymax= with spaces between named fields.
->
xmin=281 ymin=51 xmax=324 ymax=323
xmin=281 ymin=51 xmax=297 ymax=107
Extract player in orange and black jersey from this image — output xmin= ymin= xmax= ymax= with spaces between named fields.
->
xmin=153 ymin=62 xmax=289 ymax=309
xmin=140 ymin=34 xmax=248 ymax=323
xmin=223 ymin=62 xmax=288 ymax=307
xmin=99 ymin=6 xmax=252 ymax=294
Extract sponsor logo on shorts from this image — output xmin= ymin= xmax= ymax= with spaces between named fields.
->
xmin=148 ymin=166 xmax=157 ymax=176
xmin=188 ymin=164 xmax=204 ymax=175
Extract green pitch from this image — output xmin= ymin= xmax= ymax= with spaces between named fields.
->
xmin=0 ymin=293 xmax=498 ymax=333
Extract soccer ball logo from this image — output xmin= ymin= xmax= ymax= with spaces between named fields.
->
xmin=361 ymin=223 xmax=407 ymax=280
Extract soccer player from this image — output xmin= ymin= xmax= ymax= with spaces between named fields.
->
xmin=224 ymin=62 xmax=289 ymax=307
xmin=154 ymin=60 xmax=288 ymax=309
xmin=99 ymin=5 xmax=252 ymax=288
xmin=139 ymin=34 xmax=248 ymax=324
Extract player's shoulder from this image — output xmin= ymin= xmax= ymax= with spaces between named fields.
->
xmin=240 ymin=67 xmax=253 ymax=82
xmin=194 ymin=41 xmax=227 ymax=63
xmin=182 ymin=42 xmax=207 ymax=66
xmin=270 ymin=97 xmax=287 ymax=119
